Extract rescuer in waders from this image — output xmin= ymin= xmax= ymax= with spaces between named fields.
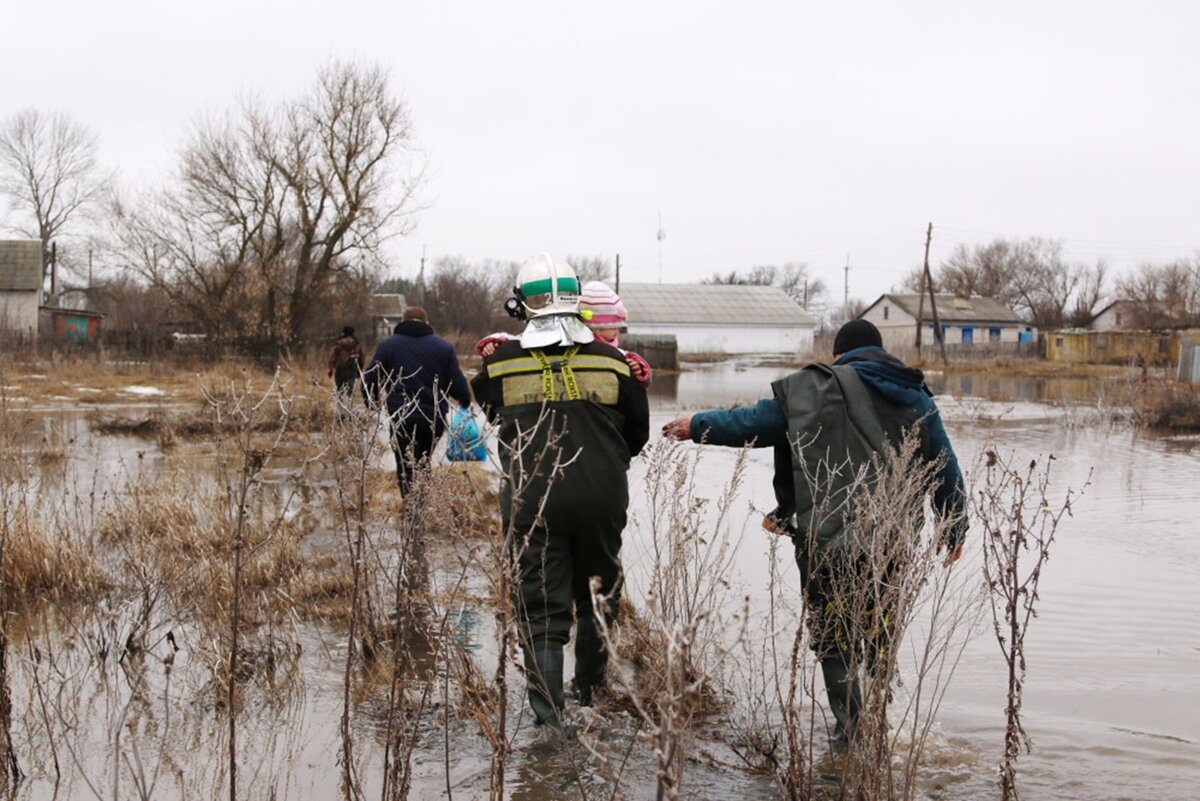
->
xmin=471 ymin=254 xmax=649 ymax=728
xmin=662 ymin=319 xmax=967 ymax=743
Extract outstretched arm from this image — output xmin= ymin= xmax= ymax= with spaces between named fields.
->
xmin=662 ymin=398 xmax=788 ymax=447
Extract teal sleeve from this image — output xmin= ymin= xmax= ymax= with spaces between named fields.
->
xmin=690 ymin=398 xmax=788 ymax=447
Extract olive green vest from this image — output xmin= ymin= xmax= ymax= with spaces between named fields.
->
xmin=771 ymin=364 xmax=886 ymax=553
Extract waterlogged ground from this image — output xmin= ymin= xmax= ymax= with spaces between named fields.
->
xmin=3 ymin=362 xmax=1199 ymax=800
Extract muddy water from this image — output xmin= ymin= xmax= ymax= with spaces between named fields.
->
xmin=5 ymin=366 xmax=1199 ymax=800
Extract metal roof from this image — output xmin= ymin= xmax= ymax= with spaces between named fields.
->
xmin=866 ymin=293 xmax=1024 ymax=324
xmin=0 ymin=240 xmax=42 ymax=292
xmin=618 ymin=282 xmax=816 ymax=326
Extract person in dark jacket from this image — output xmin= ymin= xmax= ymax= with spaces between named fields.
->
xmin=662 ymin=319 xmax=966 ymax=742
xmin=362 ymin=306 xmax=472 ymax=495
xmin=328 ymin=326 xmax=365 ymax=406
xmin=471 ymin=254 xmax=650 ymax=728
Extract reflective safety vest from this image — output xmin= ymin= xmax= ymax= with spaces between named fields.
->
xmin=485 ymin=346 xmax=632 ymax=406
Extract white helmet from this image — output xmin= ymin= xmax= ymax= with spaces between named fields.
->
xmin=515 ymin=253 xmax=581 ymax=318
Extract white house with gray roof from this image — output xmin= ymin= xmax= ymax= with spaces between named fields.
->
xmin=618 ymin=282 xmax=816 ymax=355
xmin=0 ymin=240 xmax=42 ymax=337
xmin=859 ymin=293 xmax=1034 ymax=350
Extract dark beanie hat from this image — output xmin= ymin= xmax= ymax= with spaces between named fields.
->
xmin=833 ymin=319 xmax=882 ymax=355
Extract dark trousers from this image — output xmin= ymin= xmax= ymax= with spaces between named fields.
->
xmin=796 ymin=546 xmax=897 ymax=739
xmin=391 ymin=421 xmax=438 ymax=496
xmin=511 ymin=499 xmax=625 ymax=701
xmin=334 ymin=371 xmax=357 ymax=415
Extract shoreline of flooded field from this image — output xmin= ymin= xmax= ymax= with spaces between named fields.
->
xmin=2 ymin=361 xmax=1197 ymax=800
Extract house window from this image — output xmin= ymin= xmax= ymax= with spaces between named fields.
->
xmin=1097 ymin=336 xmax=1108 ymax=348
xmin=1055 ymin=336 xmax=1064 ymax=347
xmin=1115 ymin=312 xmax=1123 ymax=327
xmin=989 ymin=327 xmax=1001 ymax=343
xmin=883 ymin=306 xmax=889 ymax=320
xmin=961 ymin=327 xmax=974 ymax=345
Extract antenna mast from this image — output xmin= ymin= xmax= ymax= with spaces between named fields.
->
xmin=656 ymin=211 xmax=666 ymax=283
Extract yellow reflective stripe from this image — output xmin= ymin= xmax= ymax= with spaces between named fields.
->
xmin=487 ymin=357 xmax=543 ymax=378
xmin=488 ymin=350 xmax=630 ymax=378
xmin=500 ymin=371 xmax=620 ymax=405
xmin=566 ymin=354 xmax=631 ymax=376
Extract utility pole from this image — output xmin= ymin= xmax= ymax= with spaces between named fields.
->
xmin=49 ymin=241 xmax=57 ymax=303
xmin=843 ymin=254 xmax=850 ymax=319
xmin=88 ymin=245 xmax=94 ymax=288
xmin=916 ymin=223 xmax=931 ymax=350
xmin=615 ymin=253 xmax=621 ymax=293
xmin=918 ymin=223 xmax=948 ymax=365
xmin=418 ymin=245 xmax=426 ymax=306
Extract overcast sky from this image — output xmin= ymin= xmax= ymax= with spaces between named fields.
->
xmin=4 ymin=0 xmax=1198 ymax=303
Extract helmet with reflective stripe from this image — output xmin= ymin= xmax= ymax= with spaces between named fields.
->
xmin=516 ymin=253 xmax=581 ymax=318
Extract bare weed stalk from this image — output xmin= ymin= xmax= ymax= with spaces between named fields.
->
xmin=977 ymin=450 xmax=1088 ymax=801
xmin=591 ymin=439 xmax=749 ymax=801
xmin=201 ymin=370 xmax=294 ymax=801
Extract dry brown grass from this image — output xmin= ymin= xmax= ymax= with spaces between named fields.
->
xmin=1132 ymin=379 xmax=1200 ymax=430
xmin=97 ymin=470 xmax=356 ymax=625
xmin=917 ymin=356 xmax=1134 ymax=379
xmin=0 ymin=520 xmax=108 ymax=606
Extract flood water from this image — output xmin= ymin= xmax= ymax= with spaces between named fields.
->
xmin=4 ymin=363 xmax=1199 ymax=800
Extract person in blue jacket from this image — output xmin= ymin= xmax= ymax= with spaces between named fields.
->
xmin=662 ymin=319 xmax=966 ymax=742
xmin=362 ymin=306 xmax=472 ymax=495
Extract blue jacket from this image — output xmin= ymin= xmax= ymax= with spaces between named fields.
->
xmin=362 ymin=321 xmax=471 ymax=429
xmin=691 ymin=346 xmax=966 ymax=545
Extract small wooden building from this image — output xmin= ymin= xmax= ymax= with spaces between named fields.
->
xmin=40 ymin=306 xmax=104 ymax=344
xmin=0 ymin=240 xmax=42 ymax=338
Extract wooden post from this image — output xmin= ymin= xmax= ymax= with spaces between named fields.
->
xmin=615 ymin=253 xmax=621 ymax=293
xmin=921 ymin=226 xmax=948 ymax=365
xmin=915 ymin=223 xmax=931 ymax=352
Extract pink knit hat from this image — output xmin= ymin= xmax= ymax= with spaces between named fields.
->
xmin=579 ymin=281 xmax=627 ymax=328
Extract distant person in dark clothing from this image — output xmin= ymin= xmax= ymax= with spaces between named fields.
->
xmin=663 ymin=319 xmax=967 ymax=743
xmin=328 ymin=326 xmax=365 ymax=406
xmin=362 ymin=307 xmax=472 ymax=495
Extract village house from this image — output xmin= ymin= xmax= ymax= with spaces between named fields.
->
xmin=0 ymin=240 xmax=42 ymax=339
xmin=1086 ymin=300 xmax=1138 ymax=331
xmin=618 ymin=282 xmax=816 ymax=356
xmin=858 ymin=293 xmax=1034 ymax=352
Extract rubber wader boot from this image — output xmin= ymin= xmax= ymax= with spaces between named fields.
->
xmin=574 ymin=618 xmax=608 ymax=706
xmin=524 ymin=646 xmax=565 ymax=726
xmin=821 ymin=656 xmax=862 ymax=743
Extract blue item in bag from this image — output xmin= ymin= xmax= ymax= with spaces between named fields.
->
xmin=446 ymin=407 xmax=487 ymax=462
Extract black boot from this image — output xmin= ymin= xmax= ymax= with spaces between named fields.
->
xmin=524 ymin=646 xmax=566 ymax=726
xmin=821 ymin=655 xmax=862 ymax=743
xmin=574 ymin=617 xmax=609 ymax=707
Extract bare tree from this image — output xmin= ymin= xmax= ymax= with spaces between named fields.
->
xmin=115 ymin=61 xmax=425 ymax=348
xmin=0 ymin=109 xmax=110 ymax=288
xmin=565 ymin=253 xmax=614 ymax=284
xmin=936 ymin=237 xmax=1107 ymax=329
xmin=775 ymin=262 xmax=828 ymax=310
xmin=1115 ymin=257 xmax=1200 ymax=329
xmin=1065 ymin=259 xmax=1108 ymax=327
